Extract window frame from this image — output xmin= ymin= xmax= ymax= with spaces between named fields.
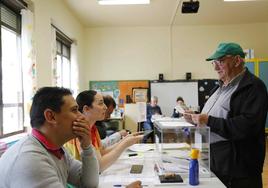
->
xmin=0 ymin=2 xmax=25 ymax=138
xmin=55 ymin=28 xmax=72 ymax=88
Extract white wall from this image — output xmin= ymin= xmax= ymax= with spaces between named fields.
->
xmin=32 ymin=0 xmax=87 ymax=91
xmin=85 ymin=23 xmax=268 ymax=82
xmin=172 ymin=23 xmax=268 ymax=79
xmin=31 ymin=0 xmax=268 ymax=88
xmin=85 ymin=27 xmax=171 ymax=81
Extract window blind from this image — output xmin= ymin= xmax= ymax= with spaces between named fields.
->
xmin=0 ymin=4 xmax=21 ymax=34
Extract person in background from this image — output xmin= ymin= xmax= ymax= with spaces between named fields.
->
xmin=172 ymin=96 xmax=187 ymax=118
xmin=96 ymin=95 xmax=128 ymax=148
xmin=142 ymin=96 xmax=162 ymax=143
xmin=0 ymin=87 xmax=99 ymax=188
xmin=184 ymin=42 xmax=268 ymax=188
xmin=65 ymin=90 xmax=143 ymax=173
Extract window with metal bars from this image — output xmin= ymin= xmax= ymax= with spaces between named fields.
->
xmin=0 ymin=2 xmax=24 ymax=137
xmin=55 ymin=29 xmax=72 ymax=88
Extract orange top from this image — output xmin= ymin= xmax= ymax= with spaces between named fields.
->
xmin=90 ymin=125 xmax=102 ymax=150
xmin=64 ymin=124 xmax=102 ymax=160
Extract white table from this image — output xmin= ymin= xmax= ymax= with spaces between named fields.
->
xmin=99 ymin=144 xmax=226 ymax=188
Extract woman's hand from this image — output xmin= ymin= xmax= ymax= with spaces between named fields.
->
xmin=131 ymin=131 xmax=144 ymax=136
xmin=119 ymin=129 xmax=128 ymax=137
xmin=126 ymin=180 xmax=142 ymax=188
xmin=122 ymin=133 xmax=143 ymax=147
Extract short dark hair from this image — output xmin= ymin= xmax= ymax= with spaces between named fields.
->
xmin=30 ymin=87 xmax=72 ymax=128
xmin=76 ymin=90 xmax=97 ymax=113
xmin=176 ymin=96 xmax=184 ymax=102
xmin=103 ymin=95 xmax=116 ymax=108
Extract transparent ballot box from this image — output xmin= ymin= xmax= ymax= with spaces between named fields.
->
xmin=153 ymin=120 xmax=210 ymax=178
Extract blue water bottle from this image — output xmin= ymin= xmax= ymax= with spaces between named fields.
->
xmin=189 ymin=148 xmax=199 ymax=185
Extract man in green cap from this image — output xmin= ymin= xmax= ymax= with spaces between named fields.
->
xmin=185 ymin=42 xmax=268 ymax=188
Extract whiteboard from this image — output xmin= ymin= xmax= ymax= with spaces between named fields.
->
xmin=150 ymin=81 xmax=198 ymax=117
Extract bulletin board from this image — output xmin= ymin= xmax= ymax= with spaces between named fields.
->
xmin=89 ymin=80 xmax=149 ymax=107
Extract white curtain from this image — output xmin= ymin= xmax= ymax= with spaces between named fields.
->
xmin=51 ymin=26 xmax=58 ymax=86
xmin=21 ymin=9 xmax=36 ymax=128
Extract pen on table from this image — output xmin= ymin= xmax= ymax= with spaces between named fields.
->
xmin=128 ymin=153 xmax=138 ymax=157
xmin=113 ymin=184 xmax=149 ymax=187
xmin=113 ymin=185 xmax=125 ymax=187
xmin=162 ymin=159 xmax=172 ymax=163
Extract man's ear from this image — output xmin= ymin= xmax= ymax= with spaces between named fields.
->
xmin=234 ymin=56 xmax=242 ymax=67
xmin=44 ymin=109 xmax=57 ymax=125
xmin=82 ymin=105 xmax=89 ymax=114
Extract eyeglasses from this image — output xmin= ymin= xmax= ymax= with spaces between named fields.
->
xmin=212 ymin=56 xmax=233 ymax=66
xmin=212 ymin=59 xmax=225 ymax=66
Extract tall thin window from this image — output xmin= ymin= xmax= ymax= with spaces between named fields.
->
xmin=56 ymin=30 xmax=72 ymax=88
xmin=0 ymin=2 xmax=24 ymax=137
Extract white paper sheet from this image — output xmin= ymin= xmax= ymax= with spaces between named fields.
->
xmin=158 ymin=121 xmax=194 ymax=128
xmin=128 ymin=144 xmax=154 ymax=152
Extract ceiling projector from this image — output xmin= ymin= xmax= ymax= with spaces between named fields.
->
xmin=181 ymin=0 xmax=199 ymax=14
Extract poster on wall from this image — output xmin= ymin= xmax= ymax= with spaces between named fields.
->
xmin=89 ymin=80 xmax=149 ymax=107
xmin=132 ymin=88 xmax=148 ymax=103
xmin=89 ymin=81 xmax=119 ymax=105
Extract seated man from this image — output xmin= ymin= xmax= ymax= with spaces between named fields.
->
xmin=96 ymin=95 xmax=128 ymax=148
xmin=142 ymin=96 xmax=162 ymax=143
xmin=0 ymin=87 xmax=99 ymax=188
xmin=172 ymin=96 xmax=187 ymax=118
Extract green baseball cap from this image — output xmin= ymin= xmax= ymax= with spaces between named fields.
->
xmin=206 ymin=42 xmax=245 ymax=61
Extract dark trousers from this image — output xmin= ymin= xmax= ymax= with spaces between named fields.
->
xmin=216 ymin=173 xmax=263 ymax=188
xmin=141 ymin=122 xmax=154 ymax=143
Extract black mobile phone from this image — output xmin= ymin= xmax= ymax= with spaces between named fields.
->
xmin=130 ymin=164 xmax=143 ymax=174
xmin=159 ymin=174 xmax=183 ymax=183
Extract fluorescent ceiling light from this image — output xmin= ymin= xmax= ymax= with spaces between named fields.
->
xmin=224 ymin=0 xmax=261 ymax=1
xmin=98 ymin=0 xmax=150 ymax=5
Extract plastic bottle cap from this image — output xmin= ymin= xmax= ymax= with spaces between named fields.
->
xmin=190 ymin=148 xmax=199 ymax=159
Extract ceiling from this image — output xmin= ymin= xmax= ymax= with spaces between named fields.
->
xmin=64 ymin=0 xmax=268 ymax=27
